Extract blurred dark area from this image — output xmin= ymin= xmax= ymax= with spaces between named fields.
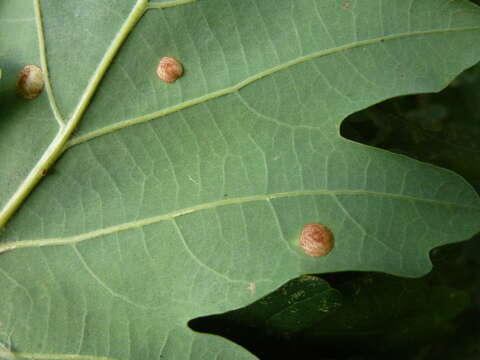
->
xmin=190 ymin=60 xmax=480 ymax=359
xmin=341 ymin=63 xmax=480 ymax=192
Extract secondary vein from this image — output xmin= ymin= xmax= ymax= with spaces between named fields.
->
xmin=34 ymin=0 xmax=64 ymax=127
xmin=64 ymin=25 xmax=480 ymax=149
xmin=13 ymin=352 xmax=120 ymax=360
xmin=0 ymin=189 xmax=477 ymax=254
xmin=147 ymin=0 xmax=196 ymax=9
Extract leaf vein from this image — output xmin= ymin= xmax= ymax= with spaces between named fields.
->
xmin=0 ymin=0 xmax=149 ymax=229
xmin=13 ymin=352 xmax=121 ymax=360
xmin=0 ymin=189 xmax=477 ymax=254
xmin=171 ymin=219 xmax=246 ymax=284
xmin=147 ymin=0 xmax=196 ymax=10
xmin=66 ymin=25 xmax=480 ymax=149
xmin=72 ymin=245 xmax=149 ymax=309
xmin=34 ymin=0 xmax=65 ymax=127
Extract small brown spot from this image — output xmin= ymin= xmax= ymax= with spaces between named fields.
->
xmin=342 ymin=1 xmax=350 ymax=9
xmin=16 ymin=64 xmax=44 ymax=99
xmin=247 ymin=282 xmax=256 ymax=293
xmin=300 ymin=223 xmax=334 ymax=257
xmin=40 ymin=169 xmax=47 ymax=176
xmin=156 ymin=56 xmax=183 ymax=83
xmin=400 ymin=74 xmax=406 ymax=78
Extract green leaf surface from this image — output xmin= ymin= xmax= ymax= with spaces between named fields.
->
xmin=1 ymin=0 xmax=480 ymax=358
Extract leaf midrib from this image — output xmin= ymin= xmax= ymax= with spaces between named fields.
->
xmin=0 ymin=0 xmax=149 ymax=228
xmin=1 ymin=189 xmax=477 ymax=254
xmin=1 ymin=0 xmax=478 ymax=234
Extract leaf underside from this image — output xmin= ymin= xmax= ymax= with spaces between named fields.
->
xmin=0 ymin=0 xmax=480 ymax=358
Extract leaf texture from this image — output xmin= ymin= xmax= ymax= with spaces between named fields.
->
xmin=0 ymin=0 xmax=480 ymax=358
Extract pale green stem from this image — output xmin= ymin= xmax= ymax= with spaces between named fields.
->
xmin=0 ymin=0 xmax=149 ymax=229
